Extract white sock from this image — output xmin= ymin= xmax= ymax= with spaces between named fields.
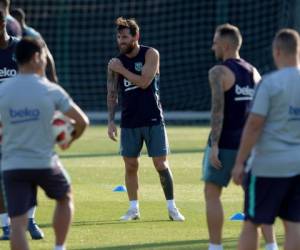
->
xmin=27 ymin=206 xmax=36 ymax=219
xmin=129 ymin=200 xmax=139 ymax=210
xmin=208 ymin=243 xmax=223 ymax=250
xmin=167 ymin=199 xmax=176 ymax=209
xmin=0 ymin=213 xmax=10 ymax=227
xmin=265 ymin=242 xmax=279 ymax=250
xmin=54 ymin=245 xmax=65 ymax=250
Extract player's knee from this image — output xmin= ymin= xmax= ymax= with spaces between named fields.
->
xmin=124 ymin=160 xmax=139 ymax=174
xmin=153 ymin=156 xmax=168 ymax=171
xmin=57 ymin=192 xmax=73 ymax=208
xmin=204 ymin=182 xmax=222 ymax=201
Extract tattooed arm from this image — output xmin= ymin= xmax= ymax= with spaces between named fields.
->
xmin=208 ymin=65 xmax=226 ymax=169
xmin=107 ymin=67 xmax=119 ymax=141
xmin=108 ymin=48 xmax=159 ymax=89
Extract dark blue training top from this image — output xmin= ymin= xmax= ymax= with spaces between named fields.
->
xmin=0 ymin=37 xmax=18 ymax=84
xmin=118 ymin=45 xmax=164 ymax=128
xmin=210 ymin=58 xmax=256 ymax=149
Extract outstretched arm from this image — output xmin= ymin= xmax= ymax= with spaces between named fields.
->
xmin=208 ymin=65 xmax=226 ymax=168
xmin=107 ymin=67 xmax=119 ymax=141
xmin=108 ymin=48 xmax=159 ymax=89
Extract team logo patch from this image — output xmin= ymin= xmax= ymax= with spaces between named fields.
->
xmin=135 ymin=62 xmax=143 ymax=72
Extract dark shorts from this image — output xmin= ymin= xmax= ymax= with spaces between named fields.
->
xmin=120 ymin=124 xmax=170 ymax=157
xmin=244 ymin=172 xmax=300 ymax=224
xmin=3 ymin=166 xmax=71 ymax=217
xmin=202 ymin=146 xmax=237 ymax=187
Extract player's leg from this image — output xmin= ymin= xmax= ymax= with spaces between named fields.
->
xmin=2 ymin=170 xmax=37 ymax=250
xmin=261 ymin=225 xmax=278 ymax=250
xmin=10 ymin=213 xmax=29 ymax=250
xmin=152 ymin=155 xmax=184 ymax=221
xmin=120 ymin=127 xmax=143 ymax=221
xmin=202 ymin=146 xmax=237 ymax=249
xmin=37 ymin=165 xmax=73 ymax=250
xmin=0 ymin=169 xmax=10 ymax=240
xmin=121 ymin=156 xmax=140 ymax=220
xmin=53 ymin=192 xmax=73 ymax=249
xmin=204 ymin=182 xmax=223 ymax=247
xmin=238 ymin=220 xmax=260 ymax=250
xmin=282 ymin=220 xmax=300 ymax=250
xmin=145 ymin=124 xmax=184 ymax=221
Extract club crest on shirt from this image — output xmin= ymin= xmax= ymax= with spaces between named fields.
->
xmin=135 ymin=62 xmax=143 ymax=72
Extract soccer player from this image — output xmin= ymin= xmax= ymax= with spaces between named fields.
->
xmin=107 ymin=17 xmax=184 ymax=221
xmin=232 ymin=28 xmax=300 ymax=250
xmin=11 ymin=7 xmax=58 ymax=83
xmin=0 ymin=0 xmax=21 ymax=37
xmin=0 ymin=37 xmax=89 ymax=250
xmin=203 ymin=24 xmax=277 ymax=250
xmin=0 ymin=9 xmax=43 ymax=241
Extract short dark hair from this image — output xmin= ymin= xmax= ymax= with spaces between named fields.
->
xmin=15 ymin=37 xmax=45 ymax=65
xmin=115 ymin=17 xmax=139 ymax=36
xmin=274 ymin=28 xmax=300 ymax=55
xmin=216 ymin=23 xmax=242 ymax=50
xmin=0 ymin=0 xmax=9 ymax=8
xmin=11 ymin=8 xmax=25 ymax=22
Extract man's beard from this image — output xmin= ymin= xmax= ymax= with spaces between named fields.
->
xmin=119 ymin=43 xmax=135 ymax=54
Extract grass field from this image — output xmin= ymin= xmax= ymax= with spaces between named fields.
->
xmin=0 ymin=125 xmax=284 ymax=250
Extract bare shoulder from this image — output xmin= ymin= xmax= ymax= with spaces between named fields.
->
xmin=208 ymin=65 xmax=231 ymax=81
xmin=146 ymin=47 xmax=159 ymax=58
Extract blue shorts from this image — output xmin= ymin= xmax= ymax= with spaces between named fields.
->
xmin=120 ymin=124 xmax=170 ymax=157
xmin=244 ymin=172 xmax=300 ymax=224
xmin=3 ymin=166 xmax=71 ymax=217
xmin=202 ymin=146 xmax=237 ymax=187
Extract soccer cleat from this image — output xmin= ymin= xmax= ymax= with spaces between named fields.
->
xmin=0 ymin=226 xmax=10 ymax=240
xmin=28 ymin=219 xmax=44 ymax=240
xmin=168 ymin=207 xmax=185 ymax=221
xmin=120 ymin=208 xmax=140 ymax=221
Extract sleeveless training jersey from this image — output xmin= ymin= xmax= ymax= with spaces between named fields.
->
xmin=0 ymin=37 xmax=18 ymax=84
xmin=210 ymin=58 xmax=256 ymax=149
xmin=118 ymin=45 xmax=163 ymax=128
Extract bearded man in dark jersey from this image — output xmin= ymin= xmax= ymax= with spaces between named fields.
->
xmin=107 ymin=17 xmax=184 ymax=222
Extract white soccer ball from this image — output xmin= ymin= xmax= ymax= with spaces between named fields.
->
xmin=52 ymin=113 xmax=74 ymax=148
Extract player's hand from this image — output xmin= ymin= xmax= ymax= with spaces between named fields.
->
xmin=232 ymin=163 xmax=244 ymax=185
xmin=108 ymin=58 xmax=124 ymax=74
xmin=108 ymin=121 xmax=118 ymax=141
xmin=210 ymin=145 xmax=222 ymax=169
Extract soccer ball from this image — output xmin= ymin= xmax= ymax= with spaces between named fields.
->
xmin=52 ymin=113 xmax=75 ymax=148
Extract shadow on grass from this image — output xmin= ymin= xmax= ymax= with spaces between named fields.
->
xmin=60 ymin=148 xmax=205 ymax=159
xmin=70 ymin=238 xmax=238 ymax=250
xmin=38 ymin=219 xmax=171 ymax=229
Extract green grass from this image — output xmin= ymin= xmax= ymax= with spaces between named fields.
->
xmin=0 ymin=125 xmax=284 ymax=249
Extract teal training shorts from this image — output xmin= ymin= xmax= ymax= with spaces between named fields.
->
xmin=202 ymin=146 xmax=238 ymax=187
xmin=120 ymin=124 xmax=170 ymax=157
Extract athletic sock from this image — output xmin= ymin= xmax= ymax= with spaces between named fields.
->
xmin=265 ymin=243 xmax=279 ymax=250
xmin=129 ymin=200 xmax=139 ymax=210
xmin=54 ymin=245 xmax=65 ymax=250
xmin=0 ymin=213 xmax=10 ymax=227
xmin=27 ymin=206 xmax=36 ymax=219
xmin=167 ymin=199 xmax=176 ymax=210
xmin=158 ymin=168 xmax=174 ymax=200
xmin=208 ymin=243 xmax=223 ymax=250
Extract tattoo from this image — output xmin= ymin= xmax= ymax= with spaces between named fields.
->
xmin=209 ymin=66 xmax=225 ymax=146
xmin=107 ymin=68 xmax=119 ymax=123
